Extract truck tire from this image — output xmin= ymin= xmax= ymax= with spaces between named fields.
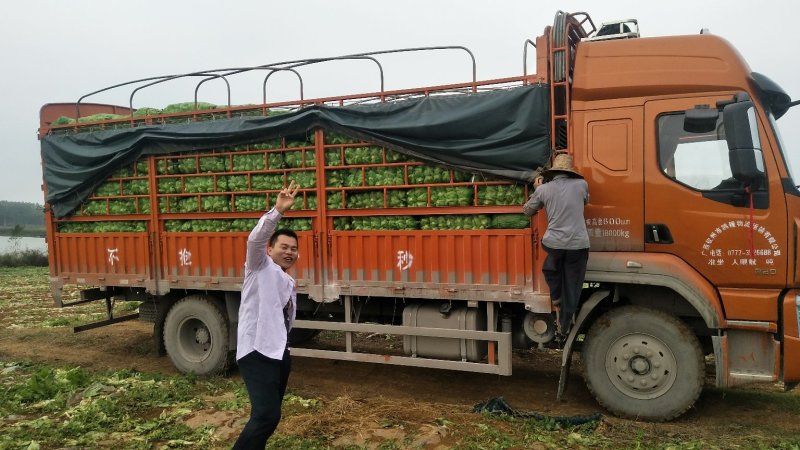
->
xmin=581 ymin=305 xmax=704 ymax=421
xmin=288 ymin=310 xmax=321 ymax=346
xmin=163 ymin=295 xmax=230 ymax=375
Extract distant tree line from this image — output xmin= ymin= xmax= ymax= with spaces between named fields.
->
xmin=0 ymin=201 xmax=45 ymax=236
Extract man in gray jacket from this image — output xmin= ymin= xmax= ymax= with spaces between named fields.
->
xmin=523 ymin=153 xmax=590 ymax=341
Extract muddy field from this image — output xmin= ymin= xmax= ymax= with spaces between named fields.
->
xmin=2 ymin=267 xmax=800 ymax=449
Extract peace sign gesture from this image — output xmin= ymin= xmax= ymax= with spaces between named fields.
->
xmin=275 ymin=180 xmax=300 ymax=214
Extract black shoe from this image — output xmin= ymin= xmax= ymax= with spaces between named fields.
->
xmin=554 ymin=332 xmax=567 ymax=349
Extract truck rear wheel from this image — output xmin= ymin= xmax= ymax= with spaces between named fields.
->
xmin=288 ymin=310 xmax=321 ymax=346
xmin=581 ymin=305 xmax=704 ymax=421
xmin=163 ymin=295 xmax=230 ymax=375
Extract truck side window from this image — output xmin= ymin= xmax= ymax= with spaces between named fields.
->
xmin=657 ymin=113 xmax=761 ymax=192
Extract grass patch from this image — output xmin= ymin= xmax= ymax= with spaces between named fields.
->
xmin=43 ymin=316 xmax=79 ymax=327
xmin=2 ymin=267 xmax=800 ymax=449
xmin=266 ymin=435 xmax=331 ymax=449
xmin=0 ymin=248 xmax=47 ymax=267
xmin=0 ymin=361 xmax=228 ymax=449
xmin=0 ymin=267 xmax=140 ymax=330
xmin=446 ymin=413 xmax=610 ymax=450
xmin=702 ymin=386 xmax=800 ymax=412
xmin=1 ymin=357 xmax=799 ymax=449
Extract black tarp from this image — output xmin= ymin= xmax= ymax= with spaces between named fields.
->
xmin=41 ymin=85 xmax=551 ymax=217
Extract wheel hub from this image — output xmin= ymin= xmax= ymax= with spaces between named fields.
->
xmin=629 ymin=355 xmax=651 ymax=375
xmin=177 ymin=317 xmax=214 ymax=363
xmin=195 ymin=326 xmax=210 ymax=345
xmin=606 ymin=333 xmax=677 ymax=400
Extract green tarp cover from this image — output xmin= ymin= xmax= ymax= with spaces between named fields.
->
xmin=42 ymin=85 xmax=550 ymax=217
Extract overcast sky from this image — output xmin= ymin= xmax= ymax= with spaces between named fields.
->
xmin=1 ymin=0 xmax=797 ymax=205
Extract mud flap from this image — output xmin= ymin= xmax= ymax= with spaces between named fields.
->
xmin=783 ymin=293 xmax=800 ymax=386
xmin=557 ymin=289 xmax=611 ymax=401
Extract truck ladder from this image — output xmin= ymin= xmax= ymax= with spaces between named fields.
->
xmin=549 ymin=11 xmax=595 ymax=153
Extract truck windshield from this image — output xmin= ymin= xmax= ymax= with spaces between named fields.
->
xmin=768 ymin=111 xmax=798 ymax=185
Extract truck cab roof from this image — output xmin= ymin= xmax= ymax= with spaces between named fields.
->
xmin=573 ymin=34 xmax=752 ymax=103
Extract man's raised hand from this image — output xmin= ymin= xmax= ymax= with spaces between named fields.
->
xmin=275 ymin=180 xmax=300 ymax=214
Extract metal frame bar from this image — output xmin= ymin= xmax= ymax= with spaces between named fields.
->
xmin=290 ymin=347 xmax=508 ymax=374
xmin=60 ymin=297 xmax=102 ymax=308
xmin=73 ymin=313 xmax=140 ymax=333
xmin=292 ymin=318 xmax=512 ymax=375
xmin=63 ymin=286 xmax=143 ymax=333
xmin=74 ymin=46 xmax=477 ymax=119
xmin=522 ymin=39 xmax=537 ymax=79
xmin=262 ymin=68 xmax=305 ymax=103
xmin=344 ymin=295 xmax=353 ymax=352
xmin=194 ymin=74 xmax=232 ymax=108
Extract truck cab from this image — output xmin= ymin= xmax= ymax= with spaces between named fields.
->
xmin=560 ymin=16 xmax=800 ymax=418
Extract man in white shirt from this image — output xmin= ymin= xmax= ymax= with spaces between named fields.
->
xmin=233 ymin=180 xmax=300 ymax=449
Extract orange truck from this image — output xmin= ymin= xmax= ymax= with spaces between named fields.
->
xmin=37 ymin=11 xmax=800 ymax=421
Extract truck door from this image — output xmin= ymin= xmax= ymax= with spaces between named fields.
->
xmin=575 ymin=107 xmax=644 ymax=251
xmin=644 ymin=97 xmax=788 ymax=293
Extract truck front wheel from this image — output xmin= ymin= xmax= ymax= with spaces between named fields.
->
xmin=582 ymin=305 xmax=704 ymax=421
xmin=163 ymin=295 xmax=230 ymax=375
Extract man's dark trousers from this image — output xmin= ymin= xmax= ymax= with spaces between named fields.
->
xmin=542 ymin=244 xmax=589 ymax=333
xmin=232 ymin=349 xmax=291 ymax=450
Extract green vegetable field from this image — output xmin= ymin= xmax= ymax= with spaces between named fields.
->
xmin=2 ymin=267 xmax=800 ymax=449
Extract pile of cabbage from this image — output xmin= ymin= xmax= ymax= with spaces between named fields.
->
xmin=62 ymin=133 xmax=530 ymax=232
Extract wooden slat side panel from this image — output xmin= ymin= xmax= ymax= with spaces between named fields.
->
xmin=330 ymin=231 xmax=532 ymax=290
xmin=160 ymin=232 xmax=314 ymax=286
xmin=53 ymin=233 xmax=149 ymax=280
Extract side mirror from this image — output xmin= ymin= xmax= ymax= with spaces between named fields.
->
xmin=684 ymin=106 xmax=718 ymax=133
xmin=723 ymin=101 xmax=765 ymax=187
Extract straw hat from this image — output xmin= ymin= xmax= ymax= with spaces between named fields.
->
xmin=541 ymin=153 xmax=583 ymax=180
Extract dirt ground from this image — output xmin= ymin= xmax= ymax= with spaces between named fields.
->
xmin=0 ymin=321 xmax=590 ymax=413
xmin=2 ymin=318 xmax=800 ymax=448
